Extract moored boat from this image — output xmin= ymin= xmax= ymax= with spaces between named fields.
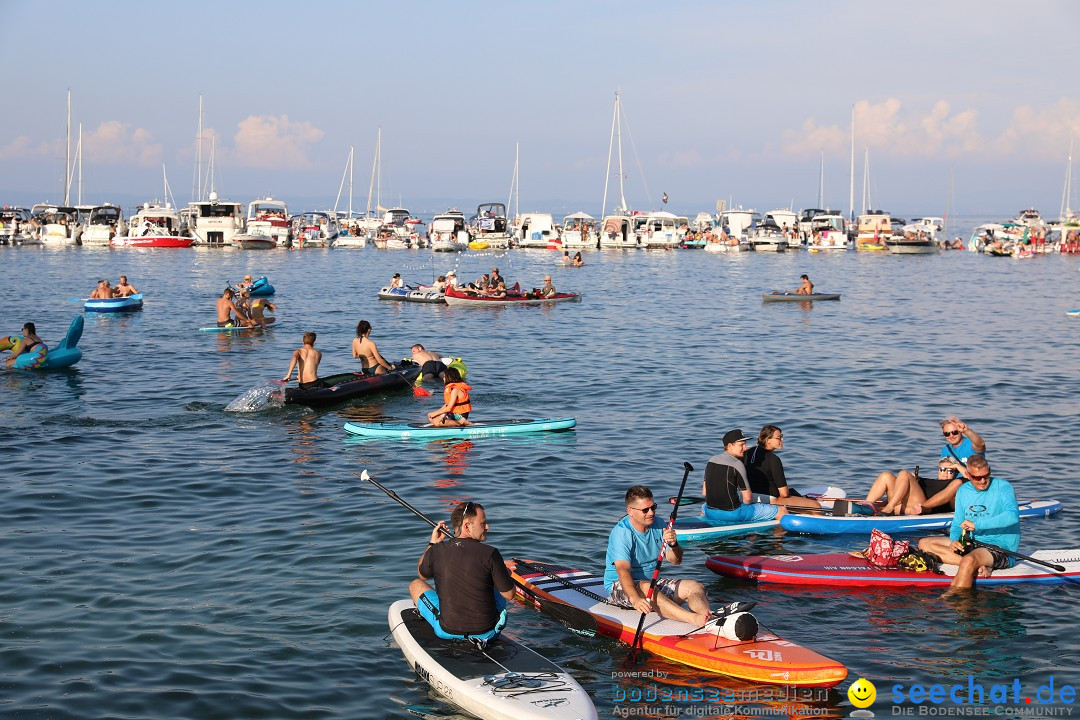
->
xmin=114 ymin=203 xmax=194 ymax=248
xmin=244 ymin=197 xmax=291 ymax=248
xmin=377 ymin=286 xmax=445 ymax=303
xmin=0 ymin=206 xmax=34 ymax=245
xmin=560 ymin=212 xmax=597 ymax=250
xmin=515 ymin=212 xmax=560 ymax=249
xmin=469 ymin=202 xmax=513 ymax=249
xmin=188 ymin=192 xmax=244 ymax=246
xmin=80 ymin=204 xmax=127 ymax=246
xmin=31 ymin=204 xmax=81 ymax=245
xmin=428 ymin=209 xmax=469 ymax=252
xmin=291 ymin=210 xmax=339 ymax=248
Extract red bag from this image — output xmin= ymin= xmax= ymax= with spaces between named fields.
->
xmin=865 ymin=528 xmax=909 ymax=567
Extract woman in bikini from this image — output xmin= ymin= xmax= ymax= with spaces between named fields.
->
xmin=5 ymin=322 xmax=44 ymax=368
xmin=351 ymin=320 xmax=395 ymax=375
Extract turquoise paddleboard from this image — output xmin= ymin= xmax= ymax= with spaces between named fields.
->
xmin=1067 ymin=309 xmax=1080 ymax=317
xmin=344 ymin=417 xmax=576 ymax=440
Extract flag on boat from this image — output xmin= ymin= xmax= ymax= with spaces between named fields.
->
xmin=662 ymin=192 xmax=669 ymax=204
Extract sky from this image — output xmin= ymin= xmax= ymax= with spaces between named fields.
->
xmin=2 ymin=0 xmax=1079 ymax=219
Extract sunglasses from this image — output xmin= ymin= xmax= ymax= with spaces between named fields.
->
xmin=968 ymin=472 xmax=991 ymax=481
xmin=632 ymin=504 xmax=658 ymax=514
xmin=938 ymin=467 xmax=957 ymax=473
xmin=943 ymin=430 xmax=962 ymax=437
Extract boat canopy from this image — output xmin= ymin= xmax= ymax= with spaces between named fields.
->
xmin=564 ymin=211 xmax=595 ymax=220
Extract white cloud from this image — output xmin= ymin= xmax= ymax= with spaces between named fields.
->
xmin=84 ymin=121 xmax=162 ymax=165
xmin=0 ymin=135 xmax=61 ymax=160
xmin=780 ymin=98 xmax=1080 ymax=162
xmin=230 ymin=115 xmax=324 ymax=170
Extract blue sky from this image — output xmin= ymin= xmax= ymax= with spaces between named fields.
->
xmin=2 ymin=0 xmax=1078 ymax=218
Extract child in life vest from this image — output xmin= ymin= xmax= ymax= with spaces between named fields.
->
xmin=428 ymin=367 xmax=472 ymax=427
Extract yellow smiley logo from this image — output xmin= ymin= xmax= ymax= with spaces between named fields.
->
xmin=848 ymin=678 xmax=876 ymax=708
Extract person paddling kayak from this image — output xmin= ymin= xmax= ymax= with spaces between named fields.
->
xmin=409 ymin=500 xmax=515 ymax=642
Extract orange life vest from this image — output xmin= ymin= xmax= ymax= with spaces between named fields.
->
xmin=444 ymin=382 xmax=472 ymax=415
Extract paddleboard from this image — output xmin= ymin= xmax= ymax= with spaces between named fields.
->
xmin=706 ymin=550 xmax=1080 ymax=587
xmin=780 ymin=499 xmax=1063 ymax=535
xmin=198 ymin=324 xmax=278 ymax=333
xmin=387 ymin=599 xmax=597 ymax=720
xmin=1067 ymin=309 xmax=1080 ymax=317
xmin=509 ymin=559 xmax=847 ymax=688
xmin=674 ymin=485 xmax=844 ymax=543
xmin=762 ymin=292 xmax=841 ymax=302
xmin=343 ymin=418 xmax=576 ymax=440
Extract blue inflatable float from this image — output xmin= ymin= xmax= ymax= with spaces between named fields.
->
xmin=2 ymin=316 xmax=83 ymax=370
xmin=248 ymin=277 xmax=274 ymax=296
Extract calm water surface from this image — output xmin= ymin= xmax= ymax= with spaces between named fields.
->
xmin=1 ymin=234 xmax=1078 ymax=719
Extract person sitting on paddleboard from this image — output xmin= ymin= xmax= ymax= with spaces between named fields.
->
xmin=604 ymin=485 xmax=712 ymax=626
xmin=410 ymin=344 xmax=446 ymax=382
xmin=915 ymin=456 xmax=1020 ymax=591
xmin=743 ymin=425 xmax=821 ymax=509
xmin=282 ymin=331 xmax=322 ymax=390
xmin=795 ymin=274 xmax=814 ymax=295
xmin=409 ymin=501 xmax=515 ymax=642
xmin=428 ymin=368 xmax=471 ymax=427
xmin=114 ymin=275 xmax=138 ymax=297
xmin=352 ymin=320 xmax=395 ymax=375
xmin=865 ymin=416 xmax=987 ymax=515
xmin=702 ymin=429 xmax=785 ymax=525
xmin=216 ymin=288 xmax=255 ymax=328
xmin=250 ymin=297 xmax=277 ymax=329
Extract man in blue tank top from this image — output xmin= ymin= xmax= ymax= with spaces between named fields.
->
xmin=916 ymin=456 xmax=1019 ymax=591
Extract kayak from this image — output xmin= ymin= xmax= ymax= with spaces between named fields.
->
xmin=2 ymin=316 xmax=83 ymax=370
xmin=780 ymin=499 xmax=1063 ymax=535
xmin=377 ymin=285 xmax=446 ymax=303
xmin=444 ymin=287 xmax=581 ymax=307
xmin=509 ymin=558 xmax=848 ymax=687
xmin=706 ymin=550 xmax=1080 ymax=587
xmin=284 ymin=365 xmax=421 ymax=407
xmin=674 ymin=485 xmax=845 ymax=543
xmin=762 ymin=292 xmax=841 ymax=302
xmin=344 ymin=417 xmax=576 ymax=440
xmin=84 ymin=293 xmax=143 ymax=312
xmin=387 ymin=599 xmax=597 ymax=720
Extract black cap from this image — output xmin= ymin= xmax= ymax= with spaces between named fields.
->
xmin=393 ymin=273 xmax=400 ymax=277
xmin=722 ymin=429 xmax=748 ymax=446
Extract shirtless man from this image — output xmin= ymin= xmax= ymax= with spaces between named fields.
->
xmin=114 ymin=276 xmax=138 ymax=297
xmin=250 ymin=297 xmax=277 ymax=329
xmin=282 ymin=332 xmax=322 ymax=389
xmin=89 ymin=280 xmax=113 ymax=299
xmin=216 ymin=288 xmax=255 ymax=328
xmin=410 ymin=344 xmax=446 ymax=381
xmin=795 ymin=274 xmax=814 ymax=295
xmin=352 ymin=320 xmax=395 ymax=375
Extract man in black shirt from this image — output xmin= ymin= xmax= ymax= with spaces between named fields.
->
xmin=409 ymin=501 xmax=515 ymax=641
xmin=702 ymin=429 xmax=785 ymax=525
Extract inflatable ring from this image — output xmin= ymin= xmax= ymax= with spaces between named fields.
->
xmin=2 ymin=335 xmax=48 ymax=369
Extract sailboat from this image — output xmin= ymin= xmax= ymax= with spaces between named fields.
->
xmin=599 ymin=91 xmax=643 ymax=250
xmin=358 ymin=128 xmax=384 ymax=239
xmin=333 ymin=146 xmax=366 ymax=247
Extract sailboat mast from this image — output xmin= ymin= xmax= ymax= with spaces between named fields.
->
xmin=601 ymin=93 xmax=618 ymax=218
xmin=193 ymin=95 xmax=204 ymax=202
xmin=818 ymin=150 xmax=825 ymax=209
xmin=1061 ymin=137 xmax=1074 ymax=221
xmin=514 ymin=143 xmax=520 ymax=219
xmin=944 ymin=167 xmax=954 ymax=239
xmin=349 ymin=146 xmax=354 ymax=219
xmin=849 ymin=105 xmax=855 ymax=221
xmin=64 ymin=89 xmax=71 ymax=205
xmin=77 ymin=123 xmax=82 ymax=206
xmin=334 ymin=147 xmax=351 ymax=216
xmin=366 ymin=128 xmax=379 ymax=218
xmin=506 ymin=142 xmax=518 ymax=218
xmin=861 ymin=147 xmax=869 ymax=214
xmin=616 ymin=93 xmax=627 ymax=213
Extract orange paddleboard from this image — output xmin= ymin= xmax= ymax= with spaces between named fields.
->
xmin=510 ymin=558 xmax=847 ymax=688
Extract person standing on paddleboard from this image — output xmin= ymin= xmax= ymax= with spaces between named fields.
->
xmin=915 ymin=456 xmax=1020 ymax=591
xmin=604 ymin=485 xmax=712 ymax=626
xmin=409 ymin=501 xmax=515 ymax=642
xmin=702 ymin=429 xmax=786 ymax=525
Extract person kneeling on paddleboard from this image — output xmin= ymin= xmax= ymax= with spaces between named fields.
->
xmin=915 ymin=456 xmax=1021 ymax=592
xmin=703 ymin=429 xmax=785 ymax=525
xmin=428 ymin=367 xmax=472 ymax=427
xmin=409 ymin=501 xmax=515 ymax=644
xmin=605 ymin=485 xmax=713 ymax=626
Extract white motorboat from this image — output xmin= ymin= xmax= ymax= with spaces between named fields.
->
xmin=115 ymin=203 xmax=194 ymax=247
xmin=245 ymin=197 xmax=291 ymax=247
xmin=188 ymin=192 xmax=244 ymax=245
xmin=809 ymin=211 xmax=850 ymax=250
xmin=80 ymin=204 xmax=127 ymax=246
xmin=429 ymin=210 xmax=468 ymax=252
xmin=560 ymin=211 xmax=596 ymax=249
xmin=469 ymin=202 xmax=513 ymax=249
xmin=292 ymin=211 xmax=339 ymax=248
xmin=748 ymin=222 xmax=789 ymax=252
xmin=515 ymin=212 xmax=560 ymax=249
xmin=855 ymin=211 xmax=890 ymax=250
xmin=31 ymin=204 xmax=81 ymax=245
xmin=641 ymin=211 xmax=680 ymax=249
xmin=0 ymin=207 xmax=35 ymax=245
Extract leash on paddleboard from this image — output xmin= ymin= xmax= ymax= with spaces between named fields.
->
xmin=626 ymin=461 xmax=693 ymax=666
xmin=359 ymin=470 xmax=598 ymax=636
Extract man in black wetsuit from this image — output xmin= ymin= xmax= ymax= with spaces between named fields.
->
xmin=409 ymin=501 xmax=515 ymax=641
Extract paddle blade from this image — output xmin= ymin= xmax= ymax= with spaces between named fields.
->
xmin=413 ymin=385 xmax=432 ymax=397
xmin=360 ymin=470 xmax=371 ymax=482
xmin=535 ymin=598 xmax=597 ymax=638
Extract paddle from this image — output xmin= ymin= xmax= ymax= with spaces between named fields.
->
xmin=359 ymin=470 xmax=597 ymax=636
xmin=626 ymin=461 xmax=693 ymax=666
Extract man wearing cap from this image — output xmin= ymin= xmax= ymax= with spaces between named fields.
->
xmin=489 ymin=267 xmax=504 ymax=288
xmin=702 ymin=429 xmax=785 ymax=525
xmin=390 ymin=273 xmax=404 ymax=290
xmin=444 ymin=271 xmax=458 ymax=291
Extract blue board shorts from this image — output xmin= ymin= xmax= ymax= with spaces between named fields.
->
xmin=702 ymin=503 xmax=779 ymax=525
xmin=416 ymin=590 xmax=507 ymax=642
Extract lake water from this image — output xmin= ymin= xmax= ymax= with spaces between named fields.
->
xmin=2 ymin=227 xmax=1078 ymax=719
